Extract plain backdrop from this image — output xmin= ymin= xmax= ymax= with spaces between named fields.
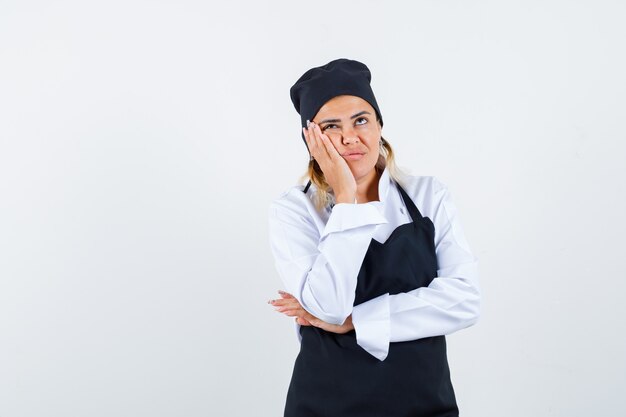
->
xmin=1 ymin=1 xmax=625 ymax=416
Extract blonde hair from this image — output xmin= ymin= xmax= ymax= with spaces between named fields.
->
xmin=298 ymin=136 xmax=408 ymax=211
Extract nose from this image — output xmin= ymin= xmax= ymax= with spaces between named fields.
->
xmin=341 ymin=125 xmax=359 ymax=145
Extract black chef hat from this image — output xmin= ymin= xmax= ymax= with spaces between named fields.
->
xmin=290 ymin=58 xmax=383 ymax=147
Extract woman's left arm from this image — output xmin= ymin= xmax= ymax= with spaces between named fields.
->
xmin=349 ymin=177 xmax=481 ymax=361
xmin=273 ymin=178 xmax=481 ymax=361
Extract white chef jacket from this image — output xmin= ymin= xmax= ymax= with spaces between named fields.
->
xmin=267 ymin=166 xmax=481 ymax=361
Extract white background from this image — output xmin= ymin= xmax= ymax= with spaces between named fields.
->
xmin=1 ymin=1 xmax=625 ymax=416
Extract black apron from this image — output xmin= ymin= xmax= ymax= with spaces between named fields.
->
xmin=284 ymin=180 xmax=458 ymax=417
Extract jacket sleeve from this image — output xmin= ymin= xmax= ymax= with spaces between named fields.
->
xmin=268 ymin=189 xmax=388 ymax=325
xmin=351 ymin=177 xmax=481 ymax=361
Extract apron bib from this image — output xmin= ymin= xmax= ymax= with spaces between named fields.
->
xmin=284 ymin=181 xmax=458 ymax=417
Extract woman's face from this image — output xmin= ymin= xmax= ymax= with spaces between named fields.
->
xmin=312 ymin=95 xmax=382 ymax=182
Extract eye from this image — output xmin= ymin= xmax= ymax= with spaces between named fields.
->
xmin=355 ymin=117 xmax=368 ymax=125
xmin=321 ymin=124 xmax=338 ymax=131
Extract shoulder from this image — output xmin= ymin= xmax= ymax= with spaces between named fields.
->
xmin=269 ymin=184 xmax=307 ymax=211
xmin=268 ymin=183 xmax=319 ymax=225
xmin=395 ymin=173 xmax=449 ymax=220
xmin=397 ymin=173 xmax=448 ymax=200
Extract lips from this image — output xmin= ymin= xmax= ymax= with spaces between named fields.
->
xmin=343 ymin=152 xmax=365 ymax=160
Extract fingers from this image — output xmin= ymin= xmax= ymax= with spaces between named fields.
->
xmin=296 ymin=317 xmax=312 ymax=326
xmin=304 ymin=123 xmax=319 ymax=160
xmin=282 ymin=308 xmax=305 ymax=317
xmin=267 ymin=290 xmax=295 ymax=306
xmin=272 ymin=299 xmax=302 ymax=312
xmin=313 ymin=123 xmax=340 ymax=161
xmin=269 ymin=291 xmax=325 ymax=327
xmin=270 ymin=293 xmax=349 ymax=334
xmin=270 ymin=293 xmax=298 ymax=306
xmin=277 ymin=303 xmax=307 ymax=318
xmin=275 ymin=306 xmax=297 ymax=315
xmin=304 ymin=122 xmax=330 ymax=164
xmin=270 ymin=294 xmax=311 ymax=321
xmin=278 ymin=290 xmax=294 ymax=299
xmin=303 ymin=124 xmax=318 ymax=160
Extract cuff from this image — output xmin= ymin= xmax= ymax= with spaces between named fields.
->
xmin=352 ymin=292 xmax=390 ymax=361
xmin=294 ymin=321 xmax=302 ymax=344
xmin=321 ymin=202 xmax=387 ymax=240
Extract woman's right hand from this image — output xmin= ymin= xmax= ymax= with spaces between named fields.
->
xmin=304 ymin=121 xmax=357 ymax=204
xmin=271 ymin=290 xmax=355 ymax=334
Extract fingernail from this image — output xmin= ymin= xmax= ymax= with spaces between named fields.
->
xmin=278 ymin=290 xmax=286 ymax=294
xmin=306 ymin=120 xmax=310 ymax=127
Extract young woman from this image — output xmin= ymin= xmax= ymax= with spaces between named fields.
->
xmin=268 ymin=58 xmax=481 ymax=417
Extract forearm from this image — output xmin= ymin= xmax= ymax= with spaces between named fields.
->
xmin=269 ymin=195 xmax=388 ymax=325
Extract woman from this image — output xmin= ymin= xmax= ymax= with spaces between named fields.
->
xmin=268 ymin=58 xmax=481 ymax=417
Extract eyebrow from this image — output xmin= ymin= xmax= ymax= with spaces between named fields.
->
xmin=319 ymin=110 xmax=371 ymax=125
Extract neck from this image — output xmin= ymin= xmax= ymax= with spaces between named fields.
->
xmin=355 ymin=168 xmax=381 ymax=203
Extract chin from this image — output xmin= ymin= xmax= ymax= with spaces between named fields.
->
xmin=350 ymin=163 xmax=377 ymax=180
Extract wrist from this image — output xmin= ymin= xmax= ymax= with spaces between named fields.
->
xmin=346 ymin=314 xmax=355 ymax=331
xmin=335 ymin=194 xmax=357 ymax=204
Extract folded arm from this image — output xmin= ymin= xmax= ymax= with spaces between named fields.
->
xmin=351 ymin=178 xmax=481 ymax=361
xmin=268 ymin=190 xmax=388 ymax=325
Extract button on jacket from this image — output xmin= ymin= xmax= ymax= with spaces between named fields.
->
xmin=268 ymin=167 xmax=481 ymax=361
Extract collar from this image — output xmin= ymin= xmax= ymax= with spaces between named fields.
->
xmin=377 ymin=165 xmax=392 ymax=203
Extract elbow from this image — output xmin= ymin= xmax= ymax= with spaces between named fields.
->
xmin=301 ymin=284 xmax=354 ymax=325
xmin=455 ymin=301 xmax=480 ymax=331
xmin=467 ymin=306 xmax=480 ymax=327
xmin=317 ymin=293 xmax=355 ymax=325
xmin=453 ymin=280 xmax=481 ymax=329
xmin=464 ymin=290 xmax=481 ymax=327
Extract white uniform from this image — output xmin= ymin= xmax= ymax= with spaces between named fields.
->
xmin=268 ymin=166 xmax=481 ymax=361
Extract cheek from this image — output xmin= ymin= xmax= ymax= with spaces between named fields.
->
xmin=329 ymin=137 xmax=343 ymax=148
xmin=366 ymin=136 xmax=381 ymax=152
xmin=371 ymin=148 xmax=380 ymax=163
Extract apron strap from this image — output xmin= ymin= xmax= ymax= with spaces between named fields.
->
xmin=394 ymin=180 xmax=424 ymax=222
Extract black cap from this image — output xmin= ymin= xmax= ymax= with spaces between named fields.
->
xmin=290 ymin=58 xmax=383 ymax=148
